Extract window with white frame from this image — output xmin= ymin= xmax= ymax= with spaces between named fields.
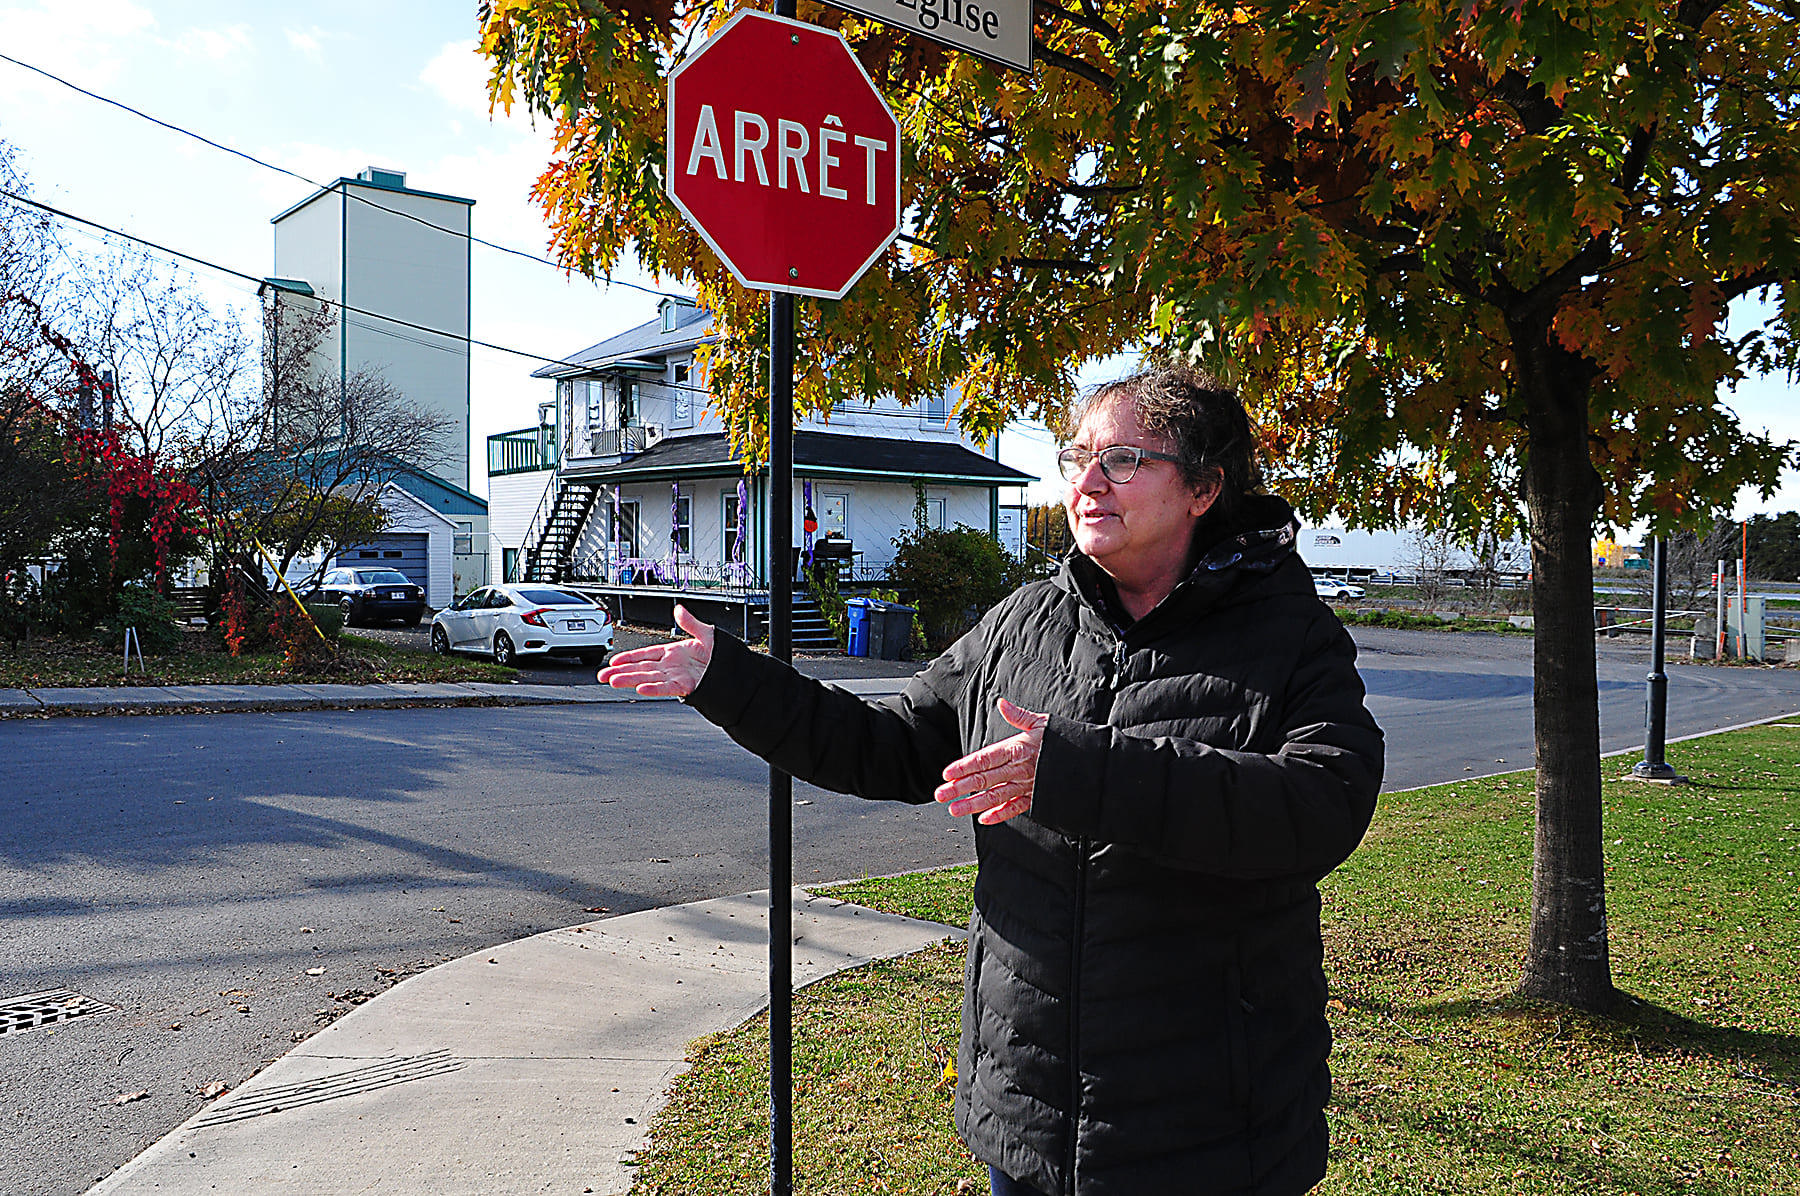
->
xmin=672 ymin=359 xmax=693 ymax=427
xmin=723 ymin=492 xmax=743 ymax=560
xmin=920 ymin=391 xmax=948 ymax=429
xmin=673 ymin=489 xmax=693 ymax=556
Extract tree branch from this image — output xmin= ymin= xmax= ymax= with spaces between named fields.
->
xmin=1034 ymin=0 xmax=1121 ymax=42
xmin=1718 ymin=267 xmax=1793 ymax=301
xmin=1033 ymin=42 xmax=1115 ymax=91
xmin=1001 ymin=255 xmax=1099 ymax=273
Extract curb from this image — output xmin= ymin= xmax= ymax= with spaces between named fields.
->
xmin=0 ymin=676 xmax=915 ymax=720
xmin=0 ymin=682 xmax=676 ymax=719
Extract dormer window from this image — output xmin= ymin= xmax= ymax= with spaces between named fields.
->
xmin=659 ymin=295 xmax=697 ymax=333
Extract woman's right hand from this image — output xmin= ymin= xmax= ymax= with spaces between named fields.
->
xmin=596 ymin=603 xmax=715 ymax=698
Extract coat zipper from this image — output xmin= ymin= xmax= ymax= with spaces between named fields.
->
xmin=1065 ymin=837 xmax=1088 ymax=1195
xmin=1063 ymin=638 xmax=1117 ymax=1193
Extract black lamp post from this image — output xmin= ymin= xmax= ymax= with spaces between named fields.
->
xmin=1632 ymin=536 xmax=1684 ymax=782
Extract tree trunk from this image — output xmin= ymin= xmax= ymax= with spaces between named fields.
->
xmin=1513 ymin=322 xmax=1616 ymax=1012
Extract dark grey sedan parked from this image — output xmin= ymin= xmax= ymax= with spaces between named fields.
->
xmin=308 ymin=567 xmax=426 ymax=626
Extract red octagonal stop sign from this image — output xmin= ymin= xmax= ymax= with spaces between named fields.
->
xmin=667 ymin=10 xmax=901 ymax=300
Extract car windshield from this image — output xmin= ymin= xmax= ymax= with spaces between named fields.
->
xmin=514 ymin=588 xmax=590 ymax=606
xmin=356 ymin=570 xmax=412 ymax=585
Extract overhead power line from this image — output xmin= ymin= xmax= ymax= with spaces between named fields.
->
xmin=0 ymin=189 xmax=1033 ymax=435
xmin=0 ymin=185 xmax=576 ymax=369
xmin=0 ymin=50 xmax=682 ymax=302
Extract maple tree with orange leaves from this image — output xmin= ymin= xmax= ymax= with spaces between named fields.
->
xmin=479 ymin=0 xmax=1798 ymax=1009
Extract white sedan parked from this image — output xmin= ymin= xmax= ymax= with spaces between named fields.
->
xmin=430 ymin=583 xmax=614 ymax=667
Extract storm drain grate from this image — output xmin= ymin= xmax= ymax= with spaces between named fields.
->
xmin=190 ymin=1050 xmax=466 ymax=1128
xmin=0 ymin=988 xmax=121 ymax=1036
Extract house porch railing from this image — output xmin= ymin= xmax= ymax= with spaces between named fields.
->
xmin=564 ymin=550 xmax=891 ymax=590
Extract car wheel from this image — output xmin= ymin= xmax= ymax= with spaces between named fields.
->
xmin=338 ymin=597 xmax=356 ymax=627
xmin=493 ymin=631 xmax=517 ymax=668
xmin=403 ymin=611 xmax=422 ymax=627
xmin=431 ymin=625 xmax=451 ymax=656
xmin=579 ymin=649 xmax=608 ymax=667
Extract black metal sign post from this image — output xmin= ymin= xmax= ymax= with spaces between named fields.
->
xmin=769 ymin=13 xmax=798 ymax=1188
xmin=768 ymin=283 xmax=795 ymax=1196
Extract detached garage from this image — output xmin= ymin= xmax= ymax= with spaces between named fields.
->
xmin=336 ymin=534 xmax=429 ymax=589
xmin=331 ymin=485 xmax=458 ymax=609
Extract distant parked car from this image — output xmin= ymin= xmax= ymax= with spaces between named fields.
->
xmin=1313 ymin=577 xmax=1366 ymax=601
xmin=308 ymin=567 xmax=427 ymax=627
xmin=430 ymin=583 xmax=614 ymax=667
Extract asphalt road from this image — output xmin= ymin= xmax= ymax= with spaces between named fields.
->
xmin=4 ymin=628 xmax=1798 ymax=1196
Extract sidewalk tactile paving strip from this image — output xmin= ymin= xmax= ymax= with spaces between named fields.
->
xmin=0 ymin=988 xmax=119 ymax=1035
xmin=189 ymin=1050 xmax=466 ymax=1128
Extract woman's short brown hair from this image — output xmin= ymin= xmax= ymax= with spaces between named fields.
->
xmin=1067 ymin=365 xmax=1261 ymax=526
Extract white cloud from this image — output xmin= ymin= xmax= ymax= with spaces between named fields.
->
xmin=420 ymin=39 xmax=494 ymax=119
xmin=170 ymin=23 xmax=253 ymax=62
xmin=284 ymin=27 xmax=322 ymax=62
xmin=0 ymin=0 xmax=157 ymax=103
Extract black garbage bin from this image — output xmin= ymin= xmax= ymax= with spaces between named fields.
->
xmin=867 ymin=600 xmax=916 ymax=661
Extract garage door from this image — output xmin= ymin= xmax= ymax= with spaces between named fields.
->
xmin=335 ymin=534 xmax=429 ymax=590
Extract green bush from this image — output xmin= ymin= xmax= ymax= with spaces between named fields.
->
xmin=304 ymin=602 xmax=345 ymax=640
xmin=804 ymin=567 xmax=848 ymax=643
xmin=887 ymin=524 xmax=1026 ymax=651
xmin=102 ymin=583 xmax=185 ymax=654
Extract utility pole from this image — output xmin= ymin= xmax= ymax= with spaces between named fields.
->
xmin=1631 ymin=537 xmax=1683 ymax=783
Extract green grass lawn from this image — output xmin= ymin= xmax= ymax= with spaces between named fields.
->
xmin=627 ymin=722 xmax=1800 ymax=1195
xmin=0 ymin=628 xmax=515 ymax=687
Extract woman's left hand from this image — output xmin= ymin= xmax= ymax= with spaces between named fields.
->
xmin=935 ymin=698 xmax=1048 ymax=825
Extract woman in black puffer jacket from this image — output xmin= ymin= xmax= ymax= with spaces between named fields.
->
xmin=601 ymin=365 xmax=1384 ymax=1196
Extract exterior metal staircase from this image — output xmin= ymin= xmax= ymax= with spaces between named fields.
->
xmin=521 ymin=477 xmax=601 ymax=583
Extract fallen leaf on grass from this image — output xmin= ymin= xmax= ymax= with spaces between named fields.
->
xmin=112 ymin=1091 xmax=149 ymax=1105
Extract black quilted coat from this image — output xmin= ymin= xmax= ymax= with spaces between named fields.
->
xmin=685 ymin=495 xmax=1384 ymax=1195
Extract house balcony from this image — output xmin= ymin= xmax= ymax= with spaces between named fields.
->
xmin=582 ymin=423 xmax=651 ymax=459
xmin=487 ymin=428 xmax=556 ymax=476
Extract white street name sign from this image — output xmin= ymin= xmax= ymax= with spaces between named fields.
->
xmin=824 ymin=0 xmax=1033 ymax=72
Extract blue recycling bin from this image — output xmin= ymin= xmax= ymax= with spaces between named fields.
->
xmin=845 ymin=598 xmax=872 ymax=657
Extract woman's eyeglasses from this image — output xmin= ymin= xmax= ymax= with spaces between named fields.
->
xmin=1056 ymin=444 xmax=1183 ymax=484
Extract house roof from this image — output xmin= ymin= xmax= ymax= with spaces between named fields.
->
xmin=390 ymin=463 xmax=489 ymax=517
xmin=376 ymin=480 xmax=461 ymax=530
xmin=560 ymin=430 xmax=1035 ymax=486
xmin=272 ymin=175 xmax=475 ymax=224
xmin=532 ymin=303 xmax=713 ymax=379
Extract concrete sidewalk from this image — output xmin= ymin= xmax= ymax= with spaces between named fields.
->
xmin=86 ymin=889 xmax=961 ymax=1195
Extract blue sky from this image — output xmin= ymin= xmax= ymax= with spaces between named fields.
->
xmin=0 ymin=0 xmax=1791 ymax=521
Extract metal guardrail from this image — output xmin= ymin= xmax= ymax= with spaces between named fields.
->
xmin=487 ymin=429 xmax=554 ymax=475
xmin=585 ymin=424 xmax=650 ymax=458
